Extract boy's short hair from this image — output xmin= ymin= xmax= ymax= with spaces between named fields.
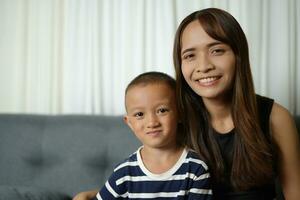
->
xmin=125 ymin=71 xmax=176 ymax=95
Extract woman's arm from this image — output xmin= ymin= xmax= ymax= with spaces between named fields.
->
xmin=73 ymin=189 xmax=98 ymax=200
xmin=270 ymin=102 xmax=300 ymax=200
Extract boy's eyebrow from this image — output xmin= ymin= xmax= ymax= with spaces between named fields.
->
xmin=127 ymin=107 xmax=142 ymax=112
xmin=181 ymin=41 xmax=224 ymax=56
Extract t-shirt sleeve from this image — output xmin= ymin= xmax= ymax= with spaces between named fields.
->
xmin=95 ymin=170 xmax=127 ymax=200
xmin=187 ymin=157 xmax=213 ymax=200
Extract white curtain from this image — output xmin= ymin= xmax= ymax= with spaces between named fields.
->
xmin=0 ymin=0 xmax=299 ymax=115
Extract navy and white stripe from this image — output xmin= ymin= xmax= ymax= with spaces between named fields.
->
xmin=96 ymin=147 xmax=212 ymax=199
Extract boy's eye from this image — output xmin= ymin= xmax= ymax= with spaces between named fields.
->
xmin=158 ymin=108 xmax=168 ymax=114
xmin=134 ymin=112 xmax=143 ymax=117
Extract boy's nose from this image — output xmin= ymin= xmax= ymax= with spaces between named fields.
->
xmin=147 ymin=114 xmax=160 ymax=128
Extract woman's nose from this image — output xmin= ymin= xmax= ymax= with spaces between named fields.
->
xmin=195 ymin=53 xmax=214 ymax=73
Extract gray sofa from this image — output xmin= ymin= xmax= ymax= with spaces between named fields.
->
xmin=0 ymin=114 xmax=299 ymax=200
xmin=0 ymin=114 xmax=141 ymax=200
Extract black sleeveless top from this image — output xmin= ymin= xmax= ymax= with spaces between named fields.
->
xmin=213 ymin=95 xmax=275 ymax=200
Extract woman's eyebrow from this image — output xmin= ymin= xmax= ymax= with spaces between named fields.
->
xmin=181 ymin=48 xmax=195 ymax=56
xmin=206 ymin=41 xmax=223 ymax=48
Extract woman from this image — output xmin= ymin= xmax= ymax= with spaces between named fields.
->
xmin=174 ymin=8 xmax=300 ymax=199
xmin=73 ymin=8 xmax=300 ymax=200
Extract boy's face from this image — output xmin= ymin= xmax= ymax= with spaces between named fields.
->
xmin=124 ymin=83 xmax=179 ymax=150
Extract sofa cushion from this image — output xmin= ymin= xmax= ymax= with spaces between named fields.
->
xmin=0 ymin=185 xmax=71 ymax=200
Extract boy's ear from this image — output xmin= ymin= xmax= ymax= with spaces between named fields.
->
xmin=123 ymin=115 xmax=128 ymax=124
xmin=123 ymin=115 xmax=132 ymax=129
xmin=123 ymin=115 xmax=136 ymax=135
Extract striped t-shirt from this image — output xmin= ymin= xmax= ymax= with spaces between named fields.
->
xmin=96 ymin=147 xmax=212 ymax=199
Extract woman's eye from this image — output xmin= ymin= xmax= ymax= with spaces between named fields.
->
xmin=211 ymin=49 xmax=225 ymax=55
xmin=183 ymin=54 xmax=194 ymax=60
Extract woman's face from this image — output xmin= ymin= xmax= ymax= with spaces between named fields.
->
xmin=180 ymin=20 xmax=236 ymax=102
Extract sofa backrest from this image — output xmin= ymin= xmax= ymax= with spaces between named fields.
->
xmin=0 ymin=114 xmax=141 ymax=196
xmin=0 ymin=114 xmax=299 ymax=197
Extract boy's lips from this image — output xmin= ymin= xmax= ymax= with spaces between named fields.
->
xmin=146 ymin=130 xmax=162 ymax=135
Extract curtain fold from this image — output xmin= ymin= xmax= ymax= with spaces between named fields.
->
xmin=0 ymin=0 xmax=299 ymax=115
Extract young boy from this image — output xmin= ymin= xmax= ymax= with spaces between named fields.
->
xmin=79 ymin=71 xmax=212 ymax=200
